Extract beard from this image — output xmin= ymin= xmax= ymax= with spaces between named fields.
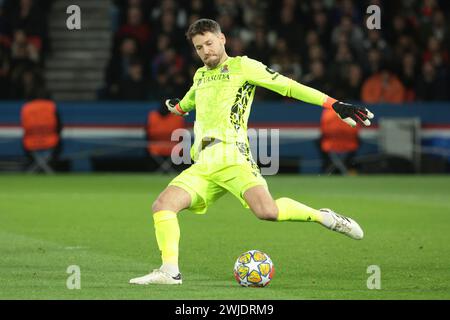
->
xmin=203 ymin=52 xmax=222 ymax=68
xmin=204 ymin=56 xmax=219 ymax=68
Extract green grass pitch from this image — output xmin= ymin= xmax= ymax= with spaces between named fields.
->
xmin=0 ymin=174 xmax=449 ymax=299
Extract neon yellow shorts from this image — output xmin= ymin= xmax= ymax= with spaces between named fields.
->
xmin=169 ymin=141 xmax=268 ymax=214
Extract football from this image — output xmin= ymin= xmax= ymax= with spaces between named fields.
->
xmin=233 ymin=250 xmax=275 ymax=287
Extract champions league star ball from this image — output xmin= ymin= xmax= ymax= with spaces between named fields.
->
xmin=233 ymin=250 xmax=275 ymax=287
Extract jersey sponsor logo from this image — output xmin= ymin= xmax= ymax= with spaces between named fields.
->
xmin=197 ymin=73 xmax=230 ymax=87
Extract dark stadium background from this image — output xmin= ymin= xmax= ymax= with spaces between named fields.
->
xmin=0 ymin=0 xmax=449 ymax=173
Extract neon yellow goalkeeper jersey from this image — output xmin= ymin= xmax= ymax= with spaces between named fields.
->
xmin=179 ymin=55 xmax=328 ymax=160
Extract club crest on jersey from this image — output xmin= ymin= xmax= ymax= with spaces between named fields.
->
xmin=221 ymin=65 xmax=229 ymax=73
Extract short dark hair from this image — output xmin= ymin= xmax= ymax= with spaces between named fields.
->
xmin=185 ymin=18 xmax=221 ymax=40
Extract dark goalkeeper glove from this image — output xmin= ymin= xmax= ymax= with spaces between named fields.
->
xmin=165 ymin=98 xmax=189 ymax=116
xmin=331 ymin=101 xmax=374 ymax=127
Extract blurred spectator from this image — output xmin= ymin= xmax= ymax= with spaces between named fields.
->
xmin=0 ymin=5 xmax=11 ymax=37
xmin=334 ymin=63 xmax=363 ymax=102
xmin=187 ymin=0 xmax=211 ymax=18
xmin=114 ymin=0 xmax=154 ymax=27
xmin=398 ymin=52 xmax=419 ymax=101
xmin=361 ymin=66 xmax=406 ymax=104
xmin=363 ymin=48 xmax=383 ymax=76
xmin=226 ymin=36 xmax=246 ymax=57
xmin=150 ymin=65 xmax=187 ymax=101
xmin=105 ymin=36 xmax=141 ymax=98
xmin=273 ymin=4 xmax=304 ymax=51
xmin=270 ymin=38 xmax=302 ymax=80
xmin=331 ymin=0 xmax=361 ymax=24
xmin=331 ymin=15 xmax=364 ymax=53
xmin=393 ymin=34 xmax=419 ymax=68
xmin=0 ymin=44 xmax=10 ymax=99
xmin=0 ymin=0 xmax=51 ymax=100
xmin=306 ymin=44 xmax=326 ymax=69
xmin=422 ymin=36 xmax=449 ymax=66
xmin=415 ymin=61 xmax=448 ymax=101
xmin=116 ymin=6 xmax=151 ymax=49
xmin=16 ymin=68 xmax=46 ymax=99
xmin=301 ymin=30 xmax=321 ymax=61
xmin=302 ymin=60 xmax=330 ymax=93
xmin=310 ymin=10 xmax=332 ymax=53
xmin=216 ymin=14 xmax=240 ymax=40
xmin=246 ymin=27 xmax=271 ymax=64
xmin=419 ymin=0 xmax=439 ymax=24
xmin=213 ymin=0 xmax=243 ymax=23
xmin=363 ymin=29 xmax=390 ymax=58
xmin=431 ymin=10 xmax=449 ymax=46
xmin=153 ymin=9 xmax=185 ymax=50
xmin=239 ymin=0 xmax=268 ymax=28
xmin=151 ymin=47 xmax=184 ymax=82
xmin=151 ymin=67 xmax=171 ymax=100
xmin=387 ymin=14 xmax=417 ymax=45
xmin=117 ymin=59 xmax=149 ymax=100
xmin=346 ymin=64 xmax=364 ymax=101
xmin=151 ymin=0 xmax=187 ymax=29
xmin=9 ymin=30 xmax=42 ymax=98
xmin=329 ymin=42 xmax=354 ymax=89
xmin=11 ymin=29 xmax=39 ymax=63
xmin=6 ymin=0 xmax=46 ymax=37
xmin=420 ymin=9 xmax=449 ymax=46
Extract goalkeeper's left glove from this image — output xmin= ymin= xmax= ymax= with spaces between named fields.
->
xmin=331 ymin=101 xmax=374 ymax=127
xmin=165 ymin=98 xmax=189 ymax=116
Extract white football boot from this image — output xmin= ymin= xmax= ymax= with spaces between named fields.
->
xmin=129 ymin=269 xmax=182 ymax=285
xmin=320 ymin=208 xmax=364 ymax=240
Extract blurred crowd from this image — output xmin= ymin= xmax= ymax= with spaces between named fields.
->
xmin=1 ymin=0 xmax=450 ymax=103
xmin=0 ymin=0 xmax=52 ymax=100
xmin=103 ymin=0 xmax=450 ymax=103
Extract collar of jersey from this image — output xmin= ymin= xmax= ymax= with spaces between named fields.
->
xmin=204 ymin=56 xmax=231 ymax=71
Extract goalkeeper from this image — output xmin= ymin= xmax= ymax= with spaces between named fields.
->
xmin=130 ymin=19 xmax=374 ymax=285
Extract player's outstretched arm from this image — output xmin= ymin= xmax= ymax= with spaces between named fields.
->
xmin=323 ymin=97 xmax=374 ymax=127
xmin=165 ymin=98 xmax=189 ymax=116
xmin=240 ymin=56 xmax=375 ymax=127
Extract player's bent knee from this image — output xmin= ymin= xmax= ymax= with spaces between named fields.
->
xmin=253 ymin=207 xmax=278 ymax=221
xmin=151 ymin=198 xmax=165 ymax=213
xmin=152 ymin=187 xmax=191 ymax=213
xmin=152 ymin=198 xmax=179 ymax=213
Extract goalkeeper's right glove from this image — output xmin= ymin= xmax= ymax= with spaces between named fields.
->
xmin=331 ymin=101 xmax=374 ymax=127
xmin=165 ymin=98 xmax=188 ymax=116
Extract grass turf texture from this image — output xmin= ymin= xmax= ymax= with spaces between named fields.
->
xmin=0 ymin=174 xmax=449 ymax=299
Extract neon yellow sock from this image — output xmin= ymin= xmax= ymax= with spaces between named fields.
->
xmin=275 ymin=197 xmax=323 ymax=223
xmin=153 ymin=210 xmax=180 ymax=266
